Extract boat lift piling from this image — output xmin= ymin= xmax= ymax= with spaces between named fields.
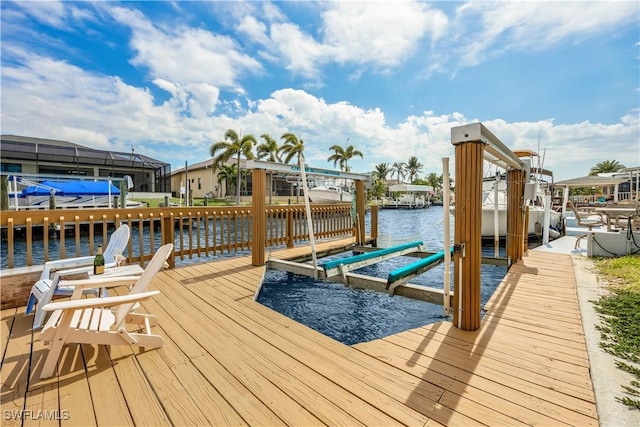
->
xmin=451 ymin=123 xmax=526 ymax=331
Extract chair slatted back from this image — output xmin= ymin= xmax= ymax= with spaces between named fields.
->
xmin=103 ymin=224 xmax=131 ymax=265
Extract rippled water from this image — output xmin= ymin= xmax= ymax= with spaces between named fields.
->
xmin=257 ymin=207 xmax=507 ymax=345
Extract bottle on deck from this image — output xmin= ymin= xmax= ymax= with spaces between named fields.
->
xmin=94 ymin=246 xmax=105 ymax=275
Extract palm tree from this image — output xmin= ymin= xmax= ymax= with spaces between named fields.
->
xmin=327 ymin=144 xmax=364 ymax=172
xmin=210 ymin=129 xmax=257 ymax=205
xmin=216 ymin=163 xmax=238 ymax=197
xmin=279 ymin=133 xmax=305 ymax=164
xmin=279 ymin=133 xmax=305 ymax=202
xmin=374 ymin=163 xmax=390 ymax=182
xmin=256 ymin=134 xmax=281 ymax=162
xmin=406 ymin=156 xmax=423 ymax=183
xmin=373 ymin=163 xmax=390 ymax=198
xmin=425 ymin=172 xmax=442 ymax=194
xmin=369 ymin=178 xmax=386 ymax=201
xmin=257 ymin=134 xmax=281 ymax=204
xmin=391 ymin=162 xmax=406 ymax=184
xmin=589 ymin=160 xmax=626 ymax=175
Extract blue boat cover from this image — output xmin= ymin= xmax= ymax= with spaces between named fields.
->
xmin=21 ymin=180 xmax=120 ymax=196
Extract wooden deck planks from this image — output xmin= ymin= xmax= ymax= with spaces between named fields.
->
xmin=189 ymin=286 xmax=444 ymax=425
xmin=414 ymin=325 xmax=593 ymax=387
xmin=80 ymin=343 xmax=135 ymax=426
xmin=154 ymin=269 xmax=414 ymax=426
xmin=355 ymin=336 xmax=574 ymax=426
xmin=0 ymin=239 xmax=599 ymax=426
xmin=1 ymin=311 xmax=35 ymax=427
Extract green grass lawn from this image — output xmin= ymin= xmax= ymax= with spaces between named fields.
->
xmin=131 ymin=197 xmax=299 ymax=207
xmin=593 ymin=254 xmax=640 ymax=409
xmin=132 ymin=197 xmax=246 ymax=207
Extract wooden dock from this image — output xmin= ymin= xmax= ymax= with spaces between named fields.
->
xmin=1 ymin=239 xmax=598 ymax=426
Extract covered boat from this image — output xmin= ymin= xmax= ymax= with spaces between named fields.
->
xmin=7 ymin=176 xmax=139 ymax=210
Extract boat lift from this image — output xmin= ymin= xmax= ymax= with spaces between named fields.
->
xmin=268 ymin=240 xmax=457 ymax=306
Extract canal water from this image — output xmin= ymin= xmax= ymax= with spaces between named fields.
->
xmin=0 ymin=222 xmax=252 ymax=270
xmin=256 ymin=206 xmax=507 ymax=345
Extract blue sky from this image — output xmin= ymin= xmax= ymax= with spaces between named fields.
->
xmin=1 ymin=1 xmax=639 ymax=181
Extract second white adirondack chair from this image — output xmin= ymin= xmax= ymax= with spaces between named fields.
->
xmin=26 ymin=224 xmax=131 ymax=329
xmin=38 ymin=243 xmax=173 ymax=379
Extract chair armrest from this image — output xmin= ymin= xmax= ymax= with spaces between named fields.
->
xmin=42 ymin=291 xmax=159 ymax=311
xmin=57 ymin=276 xmax=140 ymax=290
xmin=40 ymin=256 xmax=95 ymax=281
xmin=52 ymin=262 xmax=118 ymax=278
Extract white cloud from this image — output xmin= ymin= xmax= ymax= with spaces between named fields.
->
xmin=240 ymin=1 xmax=445 ymax=80
xmin=184 ymin=83 xmax=221 ymax=118
xmin=321 ymin=2 xmax=446 ymax=68
xmin=15 ymin=0 xmax=66 ymax=28
xmin=240 ymin=0 xmax=636 ymax=81
xmin=237 ymin=15 xmax=270 ymax=45
xmin=449 ymin=1 xmax=639 ymax=68
xmin=109 ymin=5 xmax=262 ymax=88
xmin=269 ymin=23 xmax=328 ymax=79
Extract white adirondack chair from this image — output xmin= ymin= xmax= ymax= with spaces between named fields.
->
xmin=26 ymin=224 xmax=131 ymax=329
xmin=38 ymin=243 xmax=173 ymax=379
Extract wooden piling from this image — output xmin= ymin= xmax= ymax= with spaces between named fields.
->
xmin=453 ymin=140 xmax=484 ymax=331
xmin=370 ymin=205 xmax=378 ymax=247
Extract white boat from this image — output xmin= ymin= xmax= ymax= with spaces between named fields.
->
xmin=308 ymin=183 xmax=352 ymax=203
xmin=452 ymin=150 xmax=562 ymax=239
xmin=383 ymin=184 xmax=433 ymax=209
xmin=480 ymin=176 xmax=561 ymax=238
xmin=7 ymin=175 xmax=143 ymax=210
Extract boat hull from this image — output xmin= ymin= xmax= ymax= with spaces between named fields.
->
xmin=9 ymin=195 xmax=143 ymax=210
xmin=308 ymin=188 xmax=352 ymax=203
xmin=481 ymin=207 xmax=561 ymax=238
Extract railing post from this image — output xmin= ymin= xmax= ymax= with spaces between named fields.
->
xmin=26 ymin=218 xmax=33 ymax=266
xmin=162 ymin=212 xmax=175 ymax=268
xmin=7 ymin=218 xmax=14 ymax=268
xmin=252 ymin=168 xmax=266 ymax=266
xmin=286 ymin=209 xmax=294 ymax=248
